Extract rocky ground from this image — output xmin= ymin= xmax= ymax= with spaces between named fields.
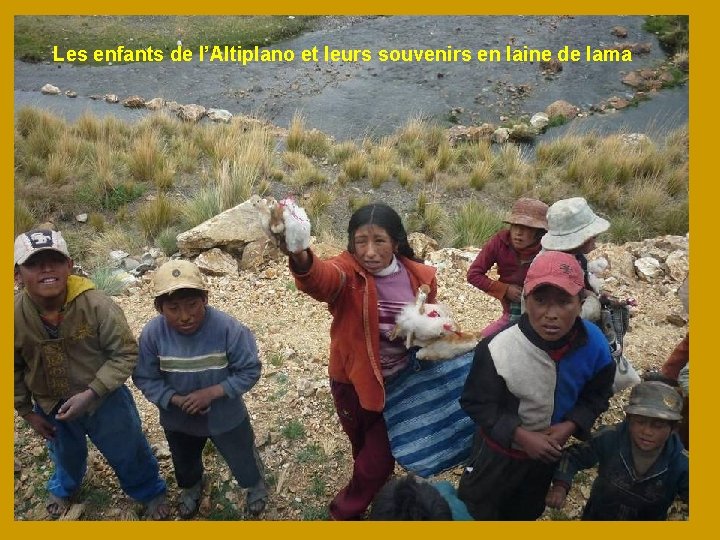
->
xmin=13 ymin=235 xmax=689 ymax=521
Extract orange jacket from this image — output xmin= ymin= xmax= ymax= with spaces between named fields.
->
xmin=292 ymin=250 xmax=437 ymax=411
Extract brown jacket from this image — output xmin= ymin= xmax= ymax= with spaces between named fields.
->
xmin=14 ymin=275 xmax=139 ymax=416
xmin=292 ymin=250 xmax=437 ymax=411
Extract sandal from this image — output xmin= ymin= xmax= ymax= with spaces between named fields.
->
xmin=245 ymin=481 xmax=268 ymax=517
xmin=145 ymin=492 xmax=170 ymax=521
xmin=178 ymin=476 xmax=206 ymax=519
xmin=46 ymin=493 xmax=71 ymax=519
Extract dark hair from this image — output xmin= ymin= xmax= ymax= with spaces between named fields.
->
xmin=347 ymin=203 xmax=420 ymax=262
xmin=368 ymin=475 xmax=452 ymax=521
xmin=154 ymin=288 xmax=208 ymax=312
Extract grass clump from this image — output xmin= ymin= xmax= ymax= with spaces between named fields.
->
xmin=450 ymin=200 xmax=503 ymax=248
xmin=281 ymin=419 xmax=306 ymax=441
xmin=89 ymin=266 xmax=127 ymax=296
xmin=287 ymin=112 xmax=331 ymax=158
xmin=137 ymin=194 xmax=178 ymax=241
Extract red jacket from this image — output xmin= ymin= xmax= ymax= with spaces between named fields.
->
xmin=292 ymin=250 xmax=437 ymax=411
xmin=467 ymin=229 xmax=541 ymax=301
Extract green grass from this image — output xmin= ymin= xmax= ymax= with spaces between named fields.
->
xmin=450 ymin=200 xmax=503 ymax=248
xmin=296 ymin=443 xmax=326 ymax=464
xmin=90 ymin=266 xmax=127 ymax=295
xmin=15 ymin=15 xmax=316 ymax=63
xmin=281 ymin=419 xmax=306 ymax=441
xmin=643 ymin=16 xmax=689 ymax=56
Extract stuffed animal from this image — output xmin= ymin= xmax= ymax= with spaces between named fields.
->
xmin=253 ymin=196 xmax=311 ymax=253
xmin=390 ymin=285 xmax=481 ymax=361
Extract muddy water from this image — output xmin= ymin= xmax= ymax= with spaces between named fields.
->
xmin=14 ymin=15 xmax=687 ymax=140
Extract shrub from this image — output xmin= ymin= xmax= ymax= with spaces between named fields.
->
xmin=89 ymin=266 xmax=126 ymax=296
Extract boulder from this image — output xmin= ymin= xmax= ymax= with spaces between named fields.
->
xmin=177 ymin=198 xmax=268 ymax=256
xmin=195 ymin=248 xmax=238 ymax=275
xmin=41 ymin=83 xmax=60 ymax=95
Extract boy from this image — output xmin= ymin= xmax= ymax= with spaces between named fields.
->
xmin=14 ymin=229 xmax=168 ymax=519
xmin=546 ymin=381 xmax=689 ymax=520
xmin=458 ymin=250 xmax=615 ymax=520
xmin=369 ymin=474 xmax=472 ymax=521
xmin=132 ymin=260 xmax=267 ymax=518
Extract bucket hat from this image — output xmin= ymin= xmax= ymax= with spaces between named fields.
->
xmin=14 ymin=229 xmax=70 ymax=265
xmin=541 ymin=197 xmax=609 ymax=251
xmin=153 ymin=260 xmax=207 ymax=297
xmin=503 ymin=197 xmax=549 ymax=230
xmin=625 ymin=381 xmax=683 ymax=421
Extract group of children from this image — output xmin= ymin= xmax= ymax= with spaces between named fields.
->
xmin=370 ymin=195 xmax=688 ymax=521
xmin=14 ymin=193 xmax=688 ymax=521
xmin=14 ymin=230 xmax=267 ymax=520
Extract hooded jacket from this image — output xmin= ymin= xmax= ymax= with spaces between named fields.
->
xmin=14 ymin=275 xmax=139 ymax=416
xmin=292 ymin=250 xmax=437 ymax=411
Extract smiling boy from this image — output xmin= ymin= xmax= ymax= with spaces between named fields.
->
xmin=13 ymin=229 xmax=168 ymax=519
xmin=546 ymin=381 xmax=689 ymax=520
xmin=457 ymin=250 xmax=615 ymax=520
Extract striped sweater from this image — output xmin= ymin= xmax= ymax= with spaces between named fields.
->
xmin=133 ymin=306 xmax=261 ymax=436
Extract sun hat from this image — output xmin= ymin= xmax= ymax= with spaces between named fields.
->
xmin=153 ymin=260 xmax=207 ymax=297
xmin=14 ymin=229 xmax=70 ymax=265
xmin=524 ymin=251 xmax=584 ymax=296
xmin=625 ymin=381 xmax=683 ymax=421
xmin=503 ymin=197 xmax=549 ymax=229
xmin=541 ymin=197 xmax=610 ymax=251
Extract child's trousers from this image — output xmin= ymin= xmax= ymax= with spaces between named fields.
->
xmin=164 ymin=416 xmax=265 ymax=490
xmin=38 ymin=385 xmax=167 ymax=503
xmin=329 ymin=380 xmax=395 ymax=520
xmin=457 ymin=435 xmax=556 ymax=520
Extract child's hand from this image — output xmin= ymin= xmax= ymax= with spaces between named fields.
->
xmin=514 ymin=428 xmax=563 ymax=463
xmin=55 ymin=388 xmax=97 ymax=422
xmin=505 ymin=285 xmax=522 ymax=302
xmin=170 ymin=394 xmax=188 ymax=408
xmin=547 ymin=421 xmax=576 ymax=447
xmin=181 ymin=386 xmax=223 ymax=415
xmin=545 ymin=484 xmax=568 ymax=509
xmin=22 ymin=411 xmax=56 ymax=440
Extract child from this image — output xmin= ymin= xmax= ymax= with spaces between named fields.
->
xmin=132 ymin=260 xmax=268 ymax=518
xmin=540 ymin=197 xmax=610 ymax=321
xmin=467 ymin=197 xmax=548 ymax=337
xmin=546 ymin=381 xmax=689 ymax=520
xmin=458 ymin=250 xmax=615 ymax=520
xmin=368 ymin=474 xmax=473 ymax=521
xmin=14 ymin=229 xmax=168 ymax=519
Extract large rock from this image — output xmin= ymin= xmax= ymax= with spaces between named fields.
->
xmin=177 ymin=197 xmax=266 ymax=256
xmin=177 ymin=104 xmax=206 ymax=122
xmin=195 ymin=248 xmax=238 ymax=275
xmin=635 ymin=256 xmax=664 ymax=281
xmin=41 ymin=83 xmax=60 ymax=95
xmin=239 ymin=238 xmax=281 ymax=269
xmin=122 ymin=95 xmax=146 ymax=108
xmin=207 ymin=108 xmax=233 ymax=123
xmin=545 ymin=100 xmax=578 ymax=120
xmin=408 ymin=232 xmax=439 ymax=260
xmin=665 ymin=250 xmax=688 ymax=282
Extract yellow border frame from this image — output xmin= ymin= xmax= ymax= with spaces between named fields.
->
xmin=3 ymin=3 xmax=706 ymax=539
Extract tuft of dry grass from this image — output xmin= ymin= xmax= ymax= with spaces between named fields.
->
xmin=286 ymin=112 xmax=330 ymax=158
xmin=342 ymin=154 xmax=368 ymax=182
xmin=137 ymin=194 xmax=179 ymax=241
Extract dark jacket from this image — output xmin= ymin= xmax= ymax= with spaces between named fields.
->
xmin=554 ymin=420 xmax=689 ymax=520
xmin=460 ymin=316 xmax=615 ymax=450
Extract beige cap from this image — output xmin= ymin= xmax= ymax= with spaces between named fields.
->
xmin=153 ymin=260 xmax=207 ymax=297
xmin=15 ymin=229 xmax=70 ymax=265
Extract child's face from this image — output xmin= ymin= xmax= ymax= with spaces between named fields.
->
xmin=160 ymin=294 xmax=208 ymax=335
xmin=628 ymin=415 xmax=673 ymax=452
xmin=16 ymin=251 xmax=73 ymax=305
xmin=509 ymin=224 xmax=539 ymax=250
xmin=351 ymin=224 xmax=398 ymax=274
xmin=525 ymin=285 xmax=581 ymax=341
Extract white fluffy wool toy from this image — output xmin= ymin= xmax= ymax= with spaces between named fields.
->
xmin=390 ymin=285 xmax=481 ymax=361
xmin=253 ymin=196 xmax=311 ymax=253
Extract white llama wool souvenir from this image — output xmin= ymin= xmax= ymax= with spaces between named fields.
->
xmin=253 ymin=196 xmax=310 ymax=252
xmin=390 ymin=285 xmax=481 ymax=361
xmin=278 ymin=198 xmax=311 ymax=253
